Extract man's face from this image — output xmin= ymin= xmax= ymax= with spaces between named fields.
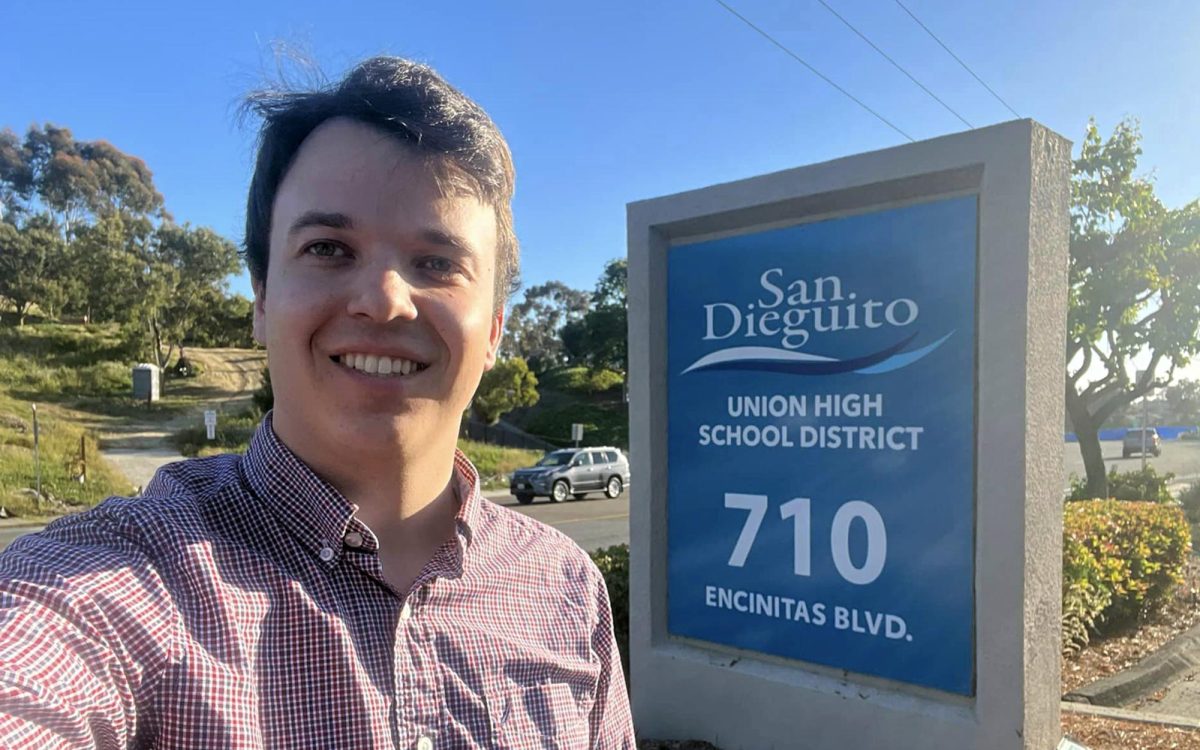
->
xmin=254 ymin=118 xmax=503 ymax=464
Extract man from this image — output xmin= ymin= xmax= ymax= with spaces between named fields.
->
xmin=0 ymin=57 xmax=635 ymax=749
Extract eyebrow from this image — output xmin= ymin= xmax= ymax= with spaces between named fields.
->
xmin=287 ymin=211 xmax=354 ymax=239
xmin=419 ymin=228 xmax=477 ymax=255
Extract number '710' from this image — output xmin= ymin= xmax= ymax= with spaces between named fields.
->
xmin=725 ymin=493 xmax=887 ymax=585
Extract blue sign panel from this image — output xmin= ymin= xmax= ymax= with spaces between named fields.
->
xmin=667 ymin=196 xmax=977 ymax=695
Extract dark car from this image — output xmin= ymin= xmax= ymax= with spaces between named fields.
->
xmin=1122 ymin=428 xmax=1162 ymax=458
xmin=509 ymin=447 xmax=631 ymax=504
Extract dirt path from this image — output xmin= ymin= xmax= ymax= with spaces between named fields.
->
xmin=90 ymin=349 xmax=265 ymax=490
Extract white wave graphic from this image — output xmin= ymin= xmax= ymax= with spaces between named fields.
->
xmin=681 ymin=346 xmax=837 ymax=375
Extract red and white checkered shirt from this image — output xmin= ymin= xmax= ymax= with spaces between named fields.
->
xmin=0 ymin=416 xmax=634 ymax=749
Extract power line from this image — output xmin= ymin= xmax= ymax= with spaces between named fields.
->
xmin=814 ymin=0 xmax=972 ymax=129
xmin=714 ymin=0 xmax=915 ymax=142
xmin=892 ymin=0 xmax=1021 ymax=119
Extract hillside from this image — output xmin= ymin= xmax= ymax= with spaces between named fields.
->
xmin=504 ymin=367 xmax=630 ymax=449
xmin=0 ymin=320 xmax=265 ymax=516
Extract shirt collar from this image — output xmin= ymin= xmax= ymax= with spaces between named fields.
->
xmin=450 ymin=448 xmax=484 ymax=549
xmin=242 ymin=413 xmax=486 ymax=565
xmin=242 ymin=412 xmax=357 ymax=567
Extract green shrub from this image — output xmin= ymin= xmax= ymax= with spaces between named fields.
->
xmin=1180 ymin=430 xmax=1200 ymax=441
xmin=590 ymin=544 xmax=630 ymax=681
xmin=1062 ymin=500 xmax=1191 ymax=653
xmin=1180 ymin=482 xmax=1200 ymax=524
xmin=539 ymin=367 xmax=624 ymax=395
xmin=252 ymin=367 xmax=274 ymax=413
xmin=523 ymin=402 xmax=628 ymax=448
xmin=171 ymin=409 xmax=260 ymax=457
xmin=1067 ymin=465 xmax=1175 ymax=503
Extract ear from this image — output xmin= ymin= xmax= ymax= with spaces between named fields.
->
xmin=483 ymin=307 xmax=504 ymax=371
xmin=252 ymin=278 xmax=267 ymax=347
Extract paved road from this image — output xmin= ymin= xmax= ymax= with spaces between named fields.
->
xmin=1063 ymin=439 xmax=1200 ymax=491
xmin=0 ymin=491 xmax=630 ymax=555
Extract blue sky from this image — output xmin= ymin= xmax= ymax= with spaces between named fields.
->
xmin=3 ymin=0 xmax=1198 ymax=304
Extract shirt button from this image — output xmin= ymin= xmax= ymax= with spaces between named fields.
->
xmin=400 ymin=602 xmax=413 ymax=622
xmin=416 ymin=737 xmax=433 ymax=750
xmin=318 ymin=546 xmax=334 ymax=562
xmin=344 ymin=531 xmax=364 ymax=548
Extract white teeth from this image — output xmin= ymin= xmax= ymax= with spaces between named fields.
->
xmin=338 ymin=353 xmax=423 ymax=377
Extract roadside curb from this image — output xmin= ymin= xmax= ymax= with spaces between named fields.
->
xmin=1063 ymin=619 xmax=1200 ymax=707
xmin=1061 ymin=700 xmax=1200 ymax=730
xmin=481 ymin=489 xmax=511 ymax=499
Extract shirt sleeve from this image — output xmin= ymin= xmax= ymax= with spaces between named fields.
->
xmin=0 ymin=516 xmax=174 ymax=749
xmin=587 ymin=566 xmax=636 ymax=749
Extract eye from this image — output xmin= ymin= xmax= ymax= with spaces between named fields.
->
xmin=304 ymin=241 xmax=350 ymax=259
xmin=417 ymin=256 xmax=463 ymax=279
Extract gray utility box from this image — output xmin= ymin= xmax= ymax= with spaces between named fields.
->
xmin=132 ymin=364 xmax=160 ymax=402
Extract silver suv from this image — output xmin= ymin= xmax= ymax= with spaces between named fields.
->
xmin=1122 ymin=428 xmax=1162 ymax=458
xmin=509 ymin=447 xmax=631 ymax=504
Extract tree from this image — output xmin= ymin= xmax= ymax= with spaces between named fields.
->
xmin=502 ymin=281 xmax=589 ymax=373
xmin=1157 ymin=379 xmax=1200 ymax=426
xmin=185 ymin=292 xmax=255 ymax=349
xmin=65 ymin=213 xmax=145 ymax=324
xmin=0 ymin=124 xmax=164 ymax=235
xmin=562 ymin=259 xmax=628 ymax=373
xmin=1065 ymin=119 xmax=1200 ymax=498
xmin=0 ymin=215 xmax=69 ymax=324
xmin=142 ymin=224 xmax=242 ymax=370
xmin=472 ymin=357 xmax=540 ymax=424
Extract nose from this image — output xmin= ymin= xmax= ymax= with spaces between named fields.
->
xmin=345 ymin=263 xmax=418 ymax=322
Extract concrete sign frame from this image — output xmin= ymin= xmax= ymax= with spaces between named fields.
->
xmin=628 ymin=120 xmax=1069 ymax=749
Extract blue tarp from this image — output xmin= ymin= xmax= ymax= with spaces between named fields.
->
xmin=1065 ymin=425 xmax=1199 ymax=442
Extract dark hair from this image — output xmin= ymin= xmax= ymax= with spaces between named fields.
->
xmin=242 ymin=56 xmax=518 ymax=308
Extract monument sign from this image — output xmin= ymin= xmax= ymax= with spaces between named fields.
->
xmin=628 ymin=120 xmax=1069 ymax=748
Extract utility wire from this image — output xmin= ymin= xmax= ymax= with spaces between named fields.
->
xmin=714 ymin=0 xmax=915 ymax=142
xmin=814 ymin=0 xmax=972 ymax=128
xmin=892 ymin=0 xmax=1021 ymax=119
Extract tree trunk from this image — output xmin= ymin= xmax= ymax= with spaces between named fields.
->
xmin=1065 ymin=381 xmax=1108 ymax=498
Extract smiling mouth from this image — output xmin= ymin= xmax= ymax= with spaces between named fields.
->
xmin=334 ymin=353 xmax=430 ymax=377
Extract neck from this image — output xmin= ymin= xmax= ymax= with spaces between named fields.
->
xmin=271 ymin=411 xmax=462 ymax=538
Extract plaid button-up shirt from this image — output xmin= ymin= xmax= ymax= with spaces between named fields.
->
xmin=0 ymin=416 xmax=634 ymax=749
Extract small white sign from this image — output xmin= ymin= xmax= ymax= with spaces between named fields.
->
xmin=204 ymin=410 xmax=217 ymax=428
xmin=571 ymin=423 xmax=584 ymax=442
xmin=206 ymin=424 xmax=216 ymax=440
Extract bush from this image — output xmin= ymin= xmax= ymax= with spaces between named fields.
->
xmin=524 ymin=402 xmax=628 ymax=448
xmin=252 ymin=367 xmax=273 ymax=413
xmin=540 ymin=367 xmax=624 ymax=395
xmin=171 ymin=409 xmax=260 ymax=457
xmin=1062 ymin=500 xmax=1191 ymax=653
xmin=1181 ymin=482 xmax=1200 ymax=525
xmin=1066 ymin=465 xmax=1176 ymax=503
xmin=1180 ymin=430 xmax=1200 ymax=441
xmin=590 ymin=544 xmax=630 ymax=681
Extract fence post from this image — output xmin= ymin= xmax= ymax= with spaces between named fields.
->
xmin=31 ymin=404 xmax=41 ymax=508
